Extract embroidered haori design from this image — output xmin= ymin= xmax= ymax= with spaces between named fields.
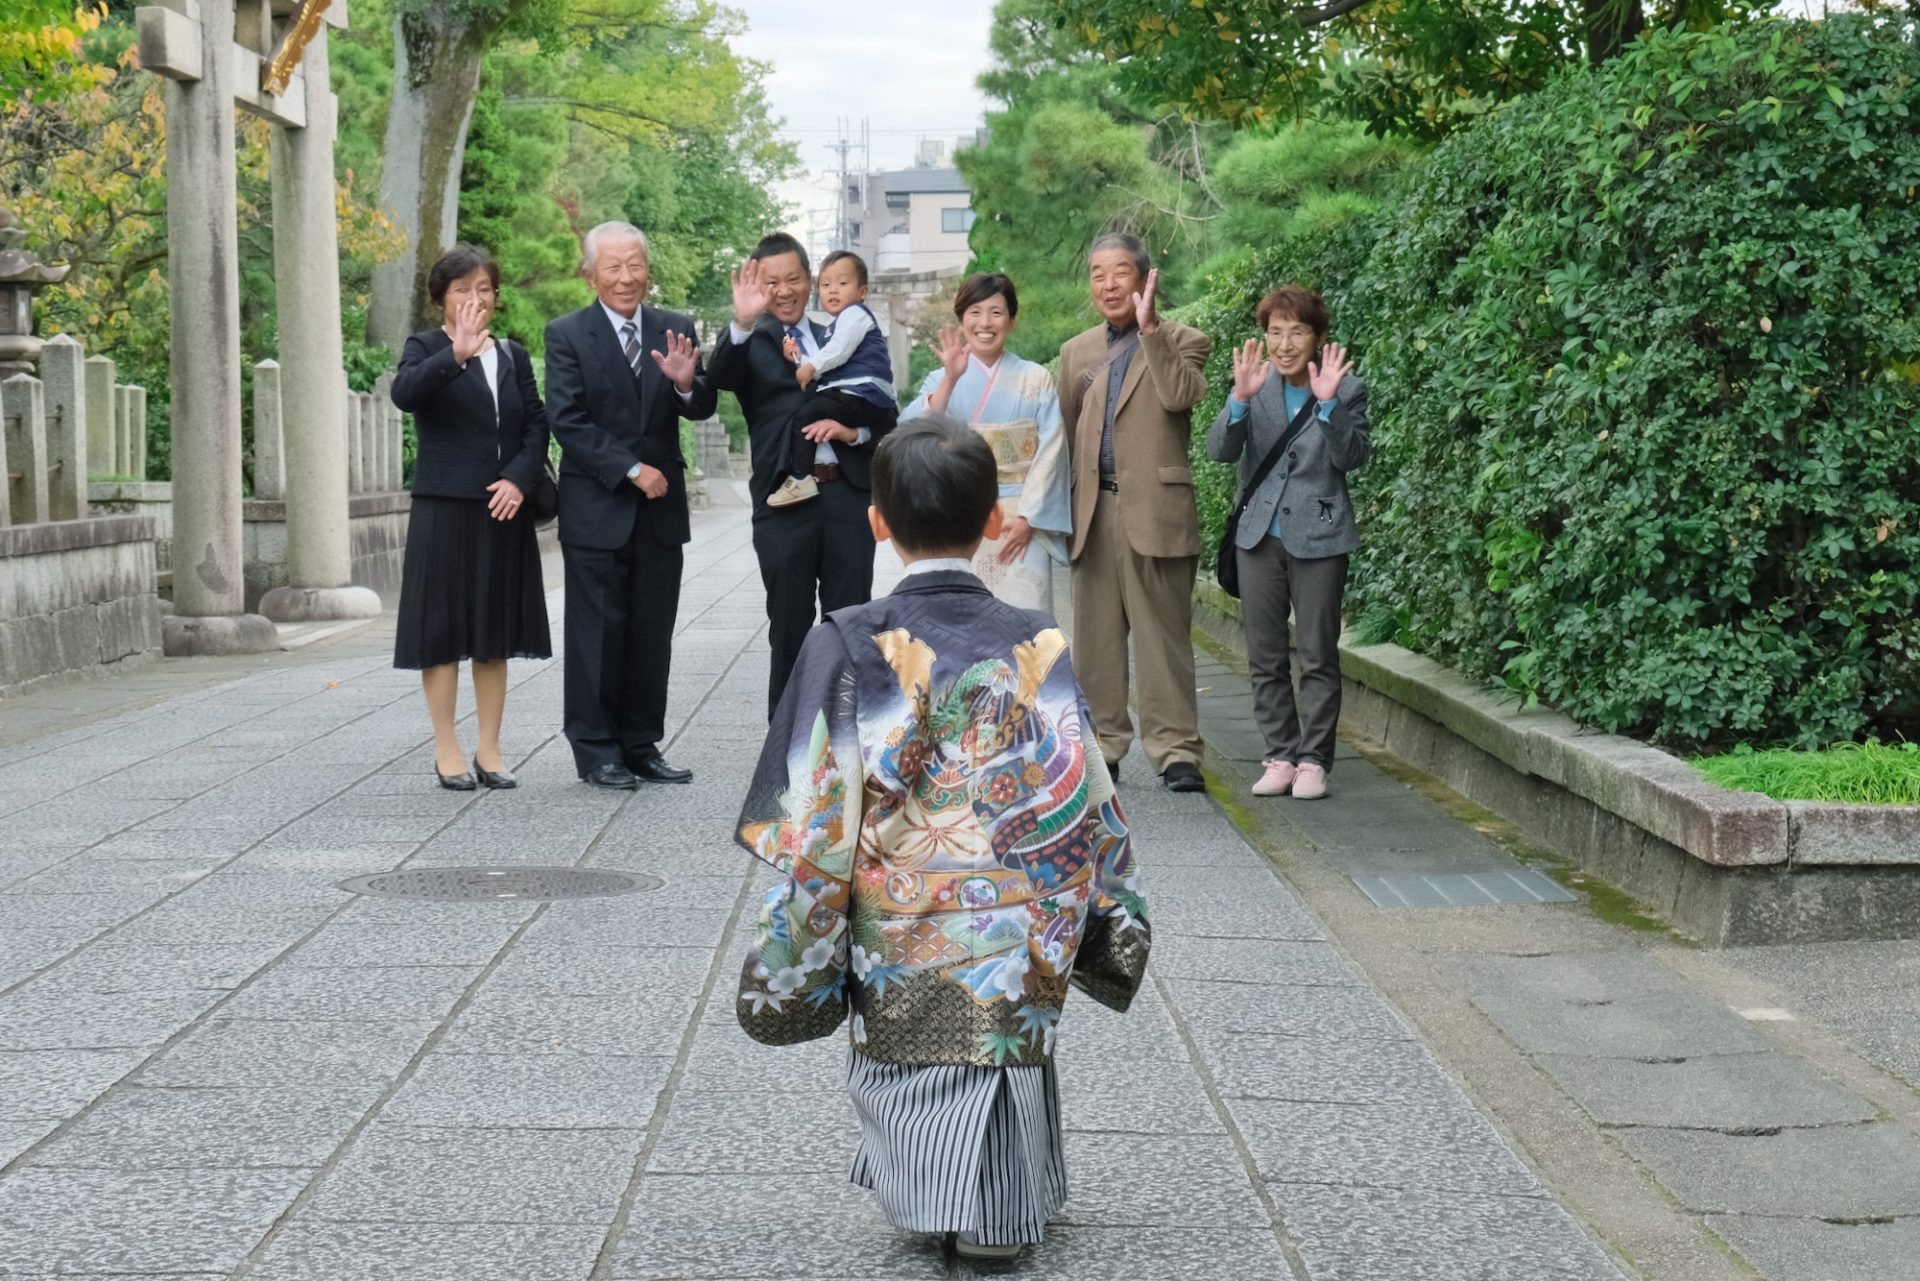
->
xmin=736 ymin=590 xmax=1148 ymax=1067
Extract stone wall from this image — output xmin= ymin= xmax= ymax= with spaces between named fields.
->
xmin=0 ymin=516 xmax=163 ymax=695
xmin=242 ymin=492 xmax=411 ymax=610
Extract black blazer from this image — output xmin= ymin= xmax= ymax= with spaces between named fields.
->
xmin=708 ymin=314 xmax=889 ymax=506
xmin=390 ymin=329 xmax=547 ymax=501
xmin=542 ymin=303 xmax=717 ymax=550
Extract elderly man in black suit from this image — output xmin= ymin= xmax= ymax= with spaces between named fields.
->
xmin=544 ymin=221 xmax=717 ymax=790
xmin=709 ymin=232 xmax=894 ymax=715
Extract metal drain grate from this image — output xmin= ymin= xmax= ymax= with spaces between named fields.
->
xmin=1351 ymin=869 xmax=1576 ymax=909
xmin=339 ymin=867 xmax=661 ymax=902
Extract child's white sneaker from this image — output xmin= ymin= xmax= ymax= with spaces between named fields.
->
xmin=766 ymin=475 xmax=818 ymax=508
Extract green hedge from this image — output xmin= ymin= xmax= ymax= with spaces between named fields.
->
xmin=1183 ymin=17 xmax=1920 ymax=750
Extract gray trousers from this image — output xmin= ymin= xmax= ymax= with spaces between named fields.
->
xmin=1237 ymin=538 xmax=1348 ymax=769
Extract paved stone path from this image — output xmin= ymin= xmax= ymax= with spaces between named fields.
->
xmin=0 ymin=496 xmax=1914 ymax=1280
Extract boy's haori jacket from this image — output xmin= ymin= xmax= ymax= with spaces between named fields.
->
xmin=733 ymin=569 xmax=1151 ymax=1067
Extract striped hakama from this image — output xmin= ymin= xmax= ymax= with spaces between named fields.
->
xmin=847 ymin=1051 xmax=1068 ymax=1245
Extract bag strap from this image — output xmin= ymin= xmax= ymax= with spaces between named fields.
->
xmin=1078 ymin=330 xmax=1142 ymax=391
xmin=1232 ymin=392 xmax=1319 ymax=518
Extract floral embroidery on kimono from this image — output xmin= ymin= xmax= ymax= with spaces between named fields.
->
xmin=735 ymin=574 xmax=1149 ymax=1067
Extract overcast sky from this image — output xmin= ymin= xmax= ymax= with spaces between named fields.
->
xmin=729 ymin=1 xmax=1000 ymax=248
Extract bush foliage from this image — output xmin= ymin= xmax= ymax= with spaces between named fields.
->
xmin=1184 ymin=17 xmax=1920 ymax=750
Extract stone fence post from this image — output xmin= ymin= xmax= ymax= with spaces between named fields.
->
xmin=253 ymin=359 xmax=284 ymax=499
xmin=346 ymin=389 xmax=364 ymax=494
xmin=389 ymin=398 xmax=405 ymax=490
xmin=39 ymin=334 xmax=86 ymax=520
xmin=84 ymin=354 xmax=116 ymax=477
xmin=114 ymin=384 xmax=146 ymax=479
xmin=2 ymin=374 xmax=50 ymax=524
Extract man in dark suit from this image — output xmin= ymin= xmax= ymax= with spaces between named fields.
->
xmin=709 ymin=232 xmax=893 ymax=715
xmin=544 ymin=221 xmax=717 ymax=790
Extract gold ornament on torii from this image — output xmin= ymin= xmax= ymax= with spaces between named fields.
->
xmin=261 ymin=0 xmax=332 ymax=98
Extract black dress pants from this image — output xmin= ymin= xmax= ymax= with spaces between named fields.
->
xmin=561 ymin=512 xmax=682 ymax=776
xmin=752 ymin=477 xmax=876 ymax=716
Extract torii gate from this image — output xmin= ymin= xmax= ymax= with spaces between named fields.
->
xmin=137 ymin=0 xmax=378 ymax=655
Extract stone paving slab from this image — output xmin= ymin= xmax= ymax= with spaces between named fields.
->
xmin=1534 ymin=1050 xmax=1876 ymax=1130
xmin=1278 ymin=1184 xmax=1626 ymax=1281
xmin=1438 ymin=950 xmax=1770 ymax=1059
xmin=306 ymin=1123 xmax=643 ymax=1223
xmin=1705 ymin=1214 xmax=1920 ymax=1281
xmin=1619 ymin=1122 xmax=1920 ymax=1218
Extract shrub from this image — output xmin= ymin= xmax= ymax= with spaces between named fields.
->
xmin=1191 ymin=16 xmax=1920 ymax=750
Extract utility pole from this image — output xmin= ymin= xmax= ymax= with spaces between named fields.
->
xmin=827 ymin=117 xmax=871 ymax=253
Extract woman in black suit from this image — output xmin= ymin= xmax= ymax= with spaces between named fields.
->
xmin=390 ymin=244 xmax=551 ymax=790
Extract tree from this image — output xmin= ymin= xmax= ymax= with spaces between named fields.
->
xmin=1049 ymin=0 xmax=1778 ymax=137
xmin=367 ymin=0 xmax=538 ymax=348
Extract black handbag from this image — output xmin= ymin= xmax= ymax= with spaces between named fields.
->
xmin=1216 ymin=393 xmax=1318 ymax=598
xmin=500 ymin=340 xmax=560 ymax=524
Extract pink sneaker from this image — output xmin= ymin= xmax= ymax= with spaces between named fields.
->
xmin=1292 ymin=761 xmax=1329 ymax=800
xmin=1252 ymin=760 xmax=1296 ymax=797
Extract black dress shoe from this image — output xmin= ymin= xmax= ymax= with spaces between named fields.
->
xmin=629 ymin=752 xmax=692 ymax=785
xmin=437 ymin=768 xmax=477 ymax=791
xmin=1106 ymin=760 xmax=1120 ymax=786
xmin=583 ymin=763 xmax=639 ymax=790
xmin=473 ymin=758 xmax=517 ymax=790
xmin=1162 ymin=761 xmax=1206 ymax=792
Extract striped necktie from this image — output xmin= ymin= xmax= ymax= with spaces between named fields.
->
xmin=620 ymin=320 xmax=644 ymax=380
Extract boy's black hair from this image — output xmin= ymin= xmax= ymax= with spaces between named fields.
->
xmin=819 ymin=249 xmax=870 ymax=287
xmin=750 ymin=232 xmax=811 ymax=276
xmin=872 ymin=415 xmax=998 ymax=554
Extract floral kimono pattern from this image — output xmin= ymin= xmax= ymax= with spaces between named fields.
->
xmin=735 ymin=571 xmax=1148 ymax=1068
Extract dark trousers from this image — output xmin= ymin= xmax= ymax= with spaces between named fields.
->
xmin=561 ymin=513 xmax=683 ymax=776
xmin=788 ymin=388 xmax=898 ymax=478
xmin=752 ymin=478 xmax=876 ymax=716
xmin=1237 ymin=539 xmax=1348 ymax=770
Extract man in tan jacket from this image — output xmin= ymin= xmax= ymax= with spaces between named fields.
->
xmin=1057 ymin=232 xmax=1211 ymax=791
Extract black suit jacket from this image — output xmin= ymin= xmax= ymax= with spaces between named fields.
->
xmin=707 ymin=314 xmax=888 ymax=506
xmin=391 ymin=330 xmax=548 ymax=501
xmin=543 ymin=303 xmax=717 ymax=549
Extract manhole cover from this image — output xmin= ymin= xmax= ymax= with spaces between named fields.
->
xmin=338 ymin=867 xmax=661 ymax=902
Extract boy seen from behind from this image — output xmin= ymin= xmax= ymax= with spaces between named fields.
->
xmin=734 ymin=416 xmax=1151 ymax=1261
xmin=767 ymin=251 xmax=901 ymax=508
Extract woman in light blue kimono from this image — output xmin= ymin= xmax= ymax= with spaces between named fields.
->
xmin=904 ymin=273 xmax=1071 ymax=614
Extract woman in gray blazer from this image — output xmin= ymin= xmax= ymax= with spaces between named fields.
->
xmin=1206 ymin=285 xmax=1370 ymax=799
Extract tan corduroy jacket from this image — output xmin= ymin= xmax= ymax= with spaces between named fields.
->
xmin=1057 ymin=319 xmax=1212 ymax=561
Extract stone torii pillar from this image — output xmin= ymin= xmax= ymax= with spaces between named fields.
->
xmin=137 ymin=0 xmax=374 ymax=644
xmin=261 ymin=3 xmax=377 ymax=621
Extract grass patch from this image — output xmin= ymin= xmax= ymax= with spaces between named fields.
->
xmin=1692 ymin=742 xmax=1920 ymax=805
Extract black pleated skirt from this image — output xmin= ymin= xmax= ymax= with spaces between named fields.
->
xmin=393 ymin=495 xmax=552 ymax=670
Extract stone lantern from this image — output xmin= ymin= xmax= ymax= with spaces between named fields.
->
xmin=0 ymin=203 xmax=71 ymax=379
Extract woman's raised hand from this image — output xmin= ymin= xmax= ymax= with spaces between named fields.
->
xmin=1230 ymin=337 xmax=1270 ymax=403
xmin=450 ymin=295 xmax=490 ymax=364
xmin=932 ymin=326 xmax=970 ymax=382
xmin=1308 ymin=341 xmax=1353 ymax=403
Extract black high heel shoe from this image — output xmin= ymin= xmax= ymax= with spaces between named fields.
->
xmin=437 ymin=767 xmax=477 ymax=791
xmin=473 ymin=757 xmax=517 ymax=790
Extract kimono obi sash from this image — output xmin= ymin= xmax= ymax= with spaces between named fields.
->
xmin=971 ymin=418 xmax=1041 ymax=489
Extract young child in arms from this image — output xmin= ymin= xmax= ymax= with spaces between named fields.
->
xmin=767 ymin=250 xmax=901 ymax=507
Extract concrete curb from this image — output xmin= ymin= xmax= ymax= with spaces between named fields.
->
xmin=1191 ymin=581 xmax=1920 ymax=944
